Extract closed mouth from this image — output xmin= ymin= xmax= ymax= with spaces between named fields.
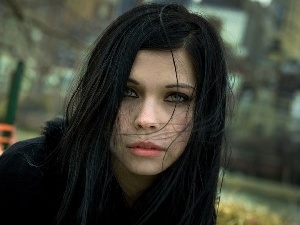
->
xmin=128 ymin=141 xmax=164 ymax=151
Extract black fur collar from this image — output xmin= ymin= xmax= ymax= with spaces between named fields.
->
xmin=42 ymin=117 xmax=66 ymax=149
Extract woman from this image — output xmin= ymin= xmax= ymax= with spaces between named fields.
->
xmin=0 ymin=3 xmax=229 ymax=225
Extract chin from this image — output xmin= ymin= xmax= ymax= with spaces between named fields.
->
xmin=126 ymin=162 xmax=169 ymax=176
xmin=128 ymin=166 xmax=166 ymax=176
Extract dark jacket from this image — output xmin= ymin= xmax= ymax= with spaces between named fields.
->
xmin=0 ymin=119 xmax=64 ymax=225
xmin=0 ymin=119 xmax=133 ymax=225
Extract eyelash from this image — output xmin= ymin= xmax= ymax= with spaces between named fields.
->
xmin=123 ymin=87 xmax=192 ymax=104
xmin=123 ymin=87 xmax=138 ymax=98
xmin=164 ymin=92 xmax=191 ymax=104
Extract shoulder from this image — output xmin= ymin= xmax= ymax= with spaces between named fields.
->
xmin=0 ymin=118 xmax=65 ymax=225
xmin=2 ymin=136 xmax=46 ymax=156
xmin=0 ymin=137 xmax=58 ymax=225
xmin=0 ymin=136 xmax=48 ymax=181
xmin=0 ymin=117 xmax=66 ymax=175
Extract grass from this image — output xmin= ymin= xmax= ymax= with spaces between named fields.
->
xmin=16 ymin=128 xmax=40 ymax=141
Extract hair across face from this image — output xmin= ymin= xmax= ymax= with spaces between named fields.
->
xmin=111 ymin=49 xmax=196 ymax=177
xmin=70 ymin=3 xmax=227 ymax=146
xmin=64 ymin=2 xmax=227 ymax=197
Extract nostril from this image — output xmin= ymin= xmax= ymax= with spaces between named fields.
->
xmin=137 ymin=123 xmax=156 ymax=129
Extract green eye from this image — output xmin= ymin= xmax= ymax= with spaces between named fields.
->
xmin=165 ymin=93 xmax=190 ymax=103
xmin=123 ymin=87 xmax=138 ymax=98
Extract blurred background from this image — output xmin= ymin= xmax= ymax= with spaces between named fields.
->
xmin=0 ymin=0 xmax=299 ymax=224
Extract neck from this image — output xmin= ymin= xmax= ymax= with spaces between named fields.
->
xmin=112 ymin=161 xmax=157 ymax=206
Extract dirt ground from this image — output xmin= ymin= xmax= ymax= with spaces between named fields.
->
xmin=221 ymin=172 xmax=300 ymax=225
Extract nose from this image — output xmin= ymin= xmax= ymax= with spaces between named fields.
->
xmin=134 ymin=101 xmax=160 ymax=130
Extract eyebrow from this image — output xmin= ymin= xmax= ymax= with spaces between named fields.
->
xmin=165 ymin=84 xmax=195 ymax=89
xmin=127 ymin=78 xmax=195 ymax=89
xmin=127 ymin=78 xmax=139 ymax=85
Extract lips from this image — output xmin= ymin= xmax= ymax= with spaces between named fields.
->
xmin=128 ymin=141 xmax=164 ymax=157
xmin=128 ymin=141 xmax=163 ymax=150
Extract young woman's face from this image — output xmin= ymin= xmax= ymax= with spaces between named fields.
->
xmin=111 ymin=49 xmax=196 ymax=176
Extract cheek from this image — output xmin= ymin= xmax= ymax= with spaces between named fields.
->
xmin=110 ymin=110 xmax=127 ymax=149
xmin=167 ymin=117 xmax=193 ymax=153
xmin=170 ymin=109 xmax=193 ymax=130
xmin=164 ymin=126 xmax=191 ymax=164
xmin=115 ymin=106 xmax=132 ymax=132
xmin=172 ymin=124 xmax=192 ymax=143
xmin=168 ymin=109 xmax=193 ymax=147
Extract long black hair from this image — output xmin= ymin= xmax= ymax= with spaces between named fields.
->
xmin=53 ymin=3 xmax=229 ymax=225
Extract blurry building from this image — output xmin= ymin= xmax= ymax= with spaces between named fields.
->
xmin=0 ymin=0 xmax=121 ymax=129
xmin=193 ymin=0 xmax=300 ymax=185
xmin=189 ymin=1 xmax=248 ymax=57
xmin=150 ymin=0 xmax=192 ymax=7
xmin=118 ymin=0 xmax=145 ymax=14
xmin=233 ymin=0 xmax=300 ymax=185
xmin=242 ymin=1 xmax=274 ymax=64
xmin=272 ymin=0 xmax=300 ymax=142
xmin=200 ymin=0 xmax=243 ymax=9
xmin=275 ymin=0 xmax=300 ymax=61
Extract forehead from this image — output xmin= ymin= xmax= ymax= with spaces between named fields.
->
xmin=130 ymin=49 xmax=196 ymax=84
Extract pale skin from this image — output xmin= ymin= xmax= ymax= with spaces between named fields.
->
xmin=110 ymin=49 xmax=196 ymax=205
